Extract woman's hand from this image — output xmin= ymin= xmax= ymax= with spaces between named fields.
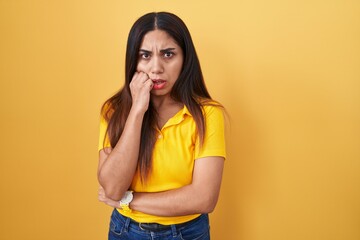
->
xmin=98 ymin=186 xmax=120 ymax=209
xmin=130 ymin=72 xmax=153 ymax=113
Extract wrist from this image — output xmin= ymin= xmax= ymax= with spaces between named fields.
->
xmin=128 ymin=192 xmax=138 ymax=210
xmin=119 ymin=191 xmax=134 ymax=213
xmin=129 ymin=106 xmax=146 ymax=119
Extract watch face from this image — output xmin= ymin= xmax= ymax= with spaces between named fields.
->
xmin=121 ymin=191 xmax=133 ymax=204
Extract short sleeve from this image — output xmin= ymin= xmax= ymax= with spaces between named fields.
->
xmin=98 ymin=116 xmax=111 ymax=151
xmin=194 ymin=105 xmax=226 ymax=159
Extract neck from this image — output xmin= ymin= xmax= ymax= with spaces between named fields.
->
xmin=151 ymin=95 xmax=180 ymax=111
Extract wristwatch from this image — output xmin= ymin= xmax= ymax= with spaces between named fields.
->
xmin=119 ymin=191 xmax=133 ymax=213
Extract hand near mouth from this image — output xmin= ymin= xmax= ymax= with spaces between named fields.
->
xmin=130 ymin=71 xmax=154 ymax=113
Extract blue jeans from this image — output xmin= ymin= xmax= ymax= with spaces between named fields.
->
xmin=108 ymin=209 xmax=210 ymax=240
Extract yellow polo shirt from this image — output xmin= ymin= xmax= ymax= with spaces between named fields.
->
xmin=98 ymin=104 xmax=226 ymax=225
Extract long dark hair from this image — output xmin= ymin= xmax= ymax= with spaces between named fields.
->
xmin=102 ymin=12 xmax=218 ymax=182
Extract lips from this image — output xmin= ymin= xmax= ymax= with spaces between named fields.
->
xmin=152 ymin=79 xmax=166 ymax=90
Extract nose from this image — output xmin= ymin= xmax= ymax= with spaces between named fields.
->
xmin=150 ymin=56 xmax=164 ymax=75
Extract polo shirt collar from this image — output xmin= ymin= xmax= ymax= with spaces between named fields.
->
xmin=182 ymin=105 xmax=192 ymax=117
xmin=161 ymin=105 xmax=192 ymax=130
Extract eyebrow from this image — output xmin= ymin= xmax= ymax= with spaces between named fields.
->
xmin=139 ymin=48 xmax=176 ymax=54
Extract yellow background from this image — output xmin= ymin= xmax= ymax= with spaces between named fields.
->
xmin=0 ymin=0 xmax=359 ymax=239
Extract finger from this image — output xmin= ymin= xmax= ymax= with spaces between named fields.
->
xmin=148 ymin=81 xmax=154 ymax=89
xmin=130 ymin=72 xmax=146 ymax=88
xmin=98 ymin=188 xmax=105 ymax=195
xmin=132 ymin=71 xmax=139 ymax=79
xmin=98 ymin=190 xmax=106 ymax=199
xmin=139 ymin=71 xmax=149 ymax=78
xmin=98 ymin=195 xmax=105 ymax=202
xmin=98 ymin=192 xmax=102 ymax=198
xmin=138 ymin=72 xmax=149 ymax=82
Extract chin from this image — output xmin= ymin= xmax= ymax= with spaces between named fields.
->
xmin=151 ymin=91 xmax=170 ymax=97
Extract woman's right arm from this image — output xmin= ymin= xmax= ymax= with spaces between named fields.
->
xmin=97 ymin=72 xmax=153 ymax=201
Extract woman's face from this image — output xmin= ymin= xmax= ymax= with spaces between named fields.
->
xmin=136 ymin=29 xmax=184 ymax=97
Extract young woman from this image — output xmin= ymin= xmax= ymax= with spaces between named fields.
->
xmin=97 ymin=12 xmax=226 ymax=240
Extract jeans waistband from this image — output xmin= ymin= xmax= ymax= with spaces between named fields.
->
xmin=134 ymin=215 xmax=200 ymax=232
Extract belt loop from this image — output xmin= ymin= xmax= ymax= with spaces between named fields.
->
xmin=139 ymin=223 xmax=145 ymax=231
xmin=171 ymin=224 xmax=177 ymax=237
xmin=124 ymin=217 xmax=131 ymax=232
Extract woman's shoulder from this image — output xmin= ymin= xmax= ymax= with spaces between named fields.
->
xmin=198 ymin=98 xmax=223 ymax=109
xmin=100 ymin=101 xmax=114 ymax=121
xmin=197 ymin=98 xmax=224 ymax=117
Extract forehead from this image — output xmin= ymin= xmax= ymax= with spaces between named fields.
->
xmin=140 ymin=30 xmax=180 ymax=49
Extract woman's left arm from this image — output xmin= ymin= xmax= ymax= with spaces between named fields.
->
xmin=99 ymin=156 xmax=224 ymax=216
xmin=132 ymin=156 xmax=224 ymax=216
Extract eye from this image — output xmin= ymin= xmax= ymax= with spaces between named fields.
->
xmin=139 ymin=52 xmax=151 ymax=60
xmin=163 ymin=51 xmax=174 ymax=58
